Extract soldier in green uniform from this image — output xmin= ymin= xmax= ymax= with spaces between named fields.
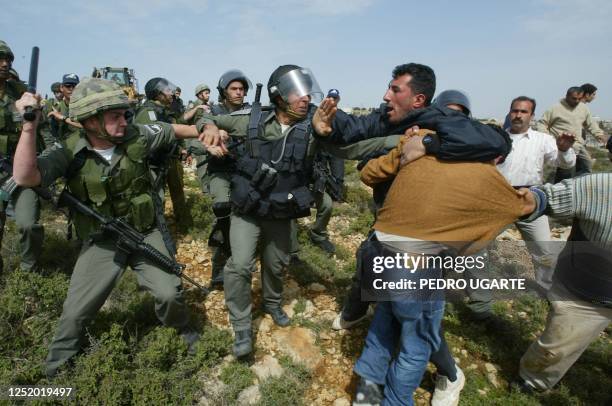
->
xmin=182 ymin=83 xmax=211 ymax=125
xmin=0 ymin=40 xmax=45 ymax=273
xmin=13 ymin=77 xmax=203 ymax=377
xmin=42 ymin=82 xmax=62 ymax=118
xmin=197 ymin=65 xmax=384 ymax=356
xmin=189 ymin=70 xmax=252 ymax=289
xmin=134 ymin=77 xmax=190 ymax=229
xmin=47 ymin=74 xmax=83 ymax=141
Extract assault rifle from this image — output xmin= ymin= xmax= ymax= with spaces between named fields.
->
xmin=312 ymin=153 xmax=344 ymax=202
xmin=57 ymin=189 xmax=209 ymax=295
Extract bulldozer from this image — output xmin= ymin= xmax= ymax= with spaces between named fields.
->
xmin=91 ymin=66 xmax=141 ymax=101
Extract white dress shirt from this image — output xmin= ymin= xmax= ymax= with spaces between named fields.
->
xmin=497 ymin=128 xmax=575 ymax=186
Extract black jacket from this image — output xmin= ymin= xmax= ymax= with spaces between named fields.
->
xmin=320 ymin=104 xmax=512 ymax=162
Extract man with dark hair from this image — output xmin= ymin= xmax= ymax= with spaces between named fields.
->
xmin=390 ymin=63 xmax=436 ymax=106
xmin=537 ymin=87 xmax=608 ymax=180
xmin=580 ymin=83 xmax=597 ymax=103
xmin=496 ymin=96 xmax=575 ymax=291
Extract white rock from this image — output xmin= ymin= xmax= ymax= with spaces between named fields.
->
xmin=237 ymin=385 xmax=261 ymax=405
xmin=484 ymin=362 xmax=497 ymax=374
xmin=303 ymin=300 xmax=315 ymax=315
xmin=282 ymin=303 xmax=295 ymax=319
xmin=308 ymin=283 xmax=326 ymax=292
xmin=333 ymin=398 xmax=350 ymax=406
xmin=251 ymin=355 xmax=284 ymax=381
xmin=487 ymin=372 xmax=500 ymax=388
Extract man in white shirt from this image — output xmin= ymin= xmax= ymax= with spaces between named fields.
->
xmin=497 ymin=96 xmax=576 ymax=290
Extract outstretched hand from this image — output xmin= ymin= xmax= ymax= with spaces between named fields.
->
xmin=556 ymin=132 xmax=575 ymax=152
xmin=312 ymin=97 xmax=338 ymax=136
xmin=198 ymin=124 xmax=229 ymax=154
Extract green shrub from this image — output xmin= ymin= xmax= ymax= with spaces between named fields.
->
xmin=220 ymin=361 xmax=255 ymax=401
xmin=259 ymin=356 xmax=311 ymax=406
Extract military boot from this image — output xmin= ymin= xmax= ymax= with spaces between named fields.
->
xmin=233 ymin=329 xmax=253 ymax=358
xmin=263 ymin=307 xmax=291 ymax=327
xmin=179 ymin=327 xmax=201 ymax=355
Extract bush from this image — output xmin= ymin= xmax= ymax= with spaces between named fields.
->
xmin=220 ymin=361 xmax=255 ymax=401
xmin=259 ymin=356 xmax=311 ymax=406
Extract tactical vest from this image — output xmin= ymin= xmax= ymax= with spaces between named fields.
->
xmin=555 ymin=221 xmax=612 ymax=307
xmin=0 ymin=82 xmax=24 ymax=156
xmin=64 ymin=128 xmax=155 ymax=241
xmin=230 ymin=109 xmax=314 ymax=219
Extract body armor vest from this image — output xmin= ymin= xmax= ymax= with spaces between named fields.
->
xmin=230 ymin=109 xmax=315 ymax=219
xmin=0 ymin=81 xmax=24 ymax=156
xmin=64 ymin=127 xmax=155 ymax=241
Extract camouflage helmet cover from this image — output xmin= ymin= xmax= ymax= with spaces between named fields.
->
xmin=51 ymin=82 xmax=61 ymax=92
xmin=0 ymin=40 xmax=14 ymax=62
xmin=69 ymin=77 xmax=131 ymax=122
xmin=194 ymin=83 xmax=210 ymax=96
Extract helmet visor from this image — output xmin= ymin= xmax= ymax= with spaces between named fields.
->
xmin=273 ymin=67 xmax=323 ymax=103
xmin=154 ymin=79 xmax=178 ymax=97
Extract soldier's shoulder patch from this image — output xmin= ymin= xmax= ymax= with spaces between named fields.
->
xmin=148 ymin=110 xmax=157 ymax=121
xmin=143 ymin=124 xmax=163 ymax=136
xmin=230 ymin=108 xmax=252 ymax=116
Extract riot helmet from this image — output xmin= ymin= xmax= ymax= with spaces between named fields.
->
xmin=267 ymin=65 xmax=323 ymax=105
xmin=144 ymin=77 xmax=177 ymax=101
xmin=217 ymin=69 xmax=252 ymax=102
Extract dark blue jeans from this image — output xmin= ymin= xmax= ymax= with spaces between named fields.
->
xmin=354 ymin=299 xmax=445 ymax=406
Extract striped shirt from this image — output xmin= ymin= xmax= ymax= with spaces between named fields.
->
xmin=539 ymin=173 xmax=612 ymax=248
xmin=497 ymin=128 xmax=575 ymax=186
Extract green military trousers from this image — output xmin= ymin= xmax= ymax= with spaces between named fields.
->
xmin=166 ymin=158 xmax=190 ymax=227
xmin=289 ymin=191 xmax=333 ymax=255
xmin=206 ymin=173 xmax=232 ymax=285
xmin=45 ymin=229 xmax=189 ymax=377
xmin=224 ymin=214 xmax=290 ymax=331
xmin=0 ymin=187 xmax=44 ymax=271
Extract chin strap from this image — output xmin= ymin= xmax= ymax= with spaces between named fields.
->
xmin=92 ymin=114 xmax=124 ymax=144
xmin=277 ymin=99 xmax=307 ymax=121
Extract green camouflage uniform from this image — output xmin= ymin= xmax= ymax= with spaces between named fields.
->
xmin=0 ymin=45 xmax=45 ymax=272
xmin=40 ymin=121 xmax=191 ymax=376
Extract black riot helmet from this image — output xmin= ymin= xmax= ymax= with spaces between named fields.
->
xmin=217 ymin=69 xmax=252 ymax=101
xmin=267 ymin=65 xmax=323 ymax=105
xmin=144 ymin=77 xmax=177 ymax=100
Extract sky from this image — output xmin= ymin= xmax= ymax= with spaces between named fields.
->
xmin=2 ymin=0 xmax=611 ymax=120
